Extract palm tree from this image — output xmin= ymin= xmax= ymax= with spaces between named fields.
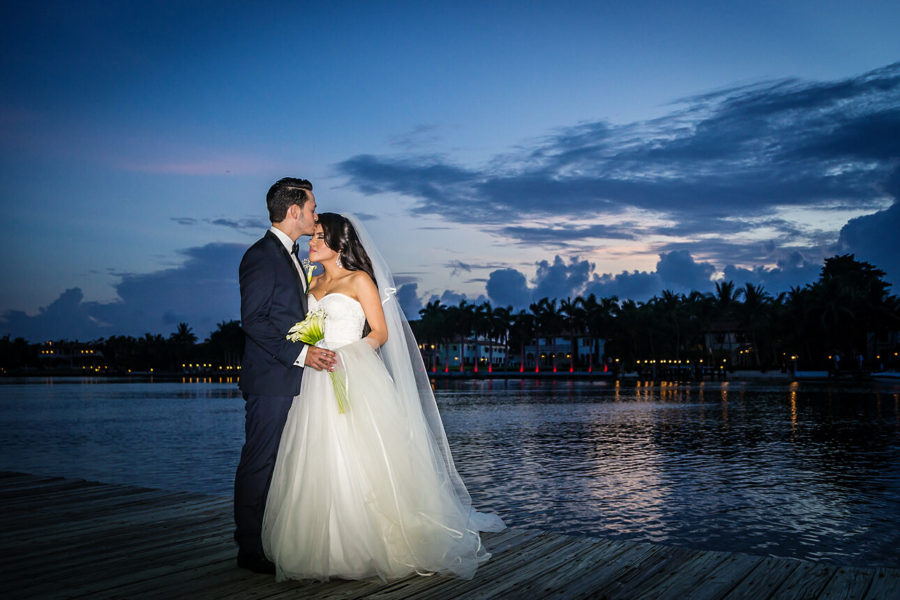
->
xmin=418 ymin=300 xmax=446 ymax=372
xmin=560 ymin=297 xmax=585 ymax=371
xmin=471 ymin=302 xmax=493 ymax=373
xmin=581 ymin=294 xmax=619 ymax=371
xmin=170 ymin=322 xmax=197 ymax=345
xmin=509 ymin=310 xmax=536 ymax=372
xmin=206 ymin=320 xmax=244 ymax=367
xmin=530 ymin=298 xmax=563 ymax=371
xmin=656 ymin=290 xmax=685 ymax=359
xmin=737 ymin=283 xmax=772 ymax=368
xmin=713 ymin=280 xmax=739 ymax=321
xmin=487 ymin=305 xmax=513 ymax=372
xmin=446 ymin=300 xmax=475 ymax=372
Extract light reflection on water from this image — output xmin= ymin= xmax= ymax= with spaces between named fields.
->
xmin=1 ymin=377 xmax=898 ymax=567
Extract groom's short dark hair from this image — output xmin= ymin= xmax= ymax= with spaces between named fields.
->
xmin=267 ymin=178 xmax=313 ymax=222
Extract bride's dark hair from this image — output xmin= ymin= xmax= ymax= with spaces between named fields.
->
xmin=316 ymin=213 xmax=377 ymax=284
xmin=317 ymin=213 xmax=377 ymax=335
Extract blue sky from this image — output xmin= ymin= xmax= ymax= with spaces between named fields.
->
xmin=2 ymin=1 xmax=899 ymax=341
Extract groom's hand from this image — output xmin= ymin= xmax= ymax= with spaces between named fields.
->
xmin=305 ymin=346 xmax=337 ymax=371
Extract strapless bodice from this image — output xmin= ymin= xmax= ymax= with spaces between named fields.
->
xmin=308 ymin=293 xmax=366 ymax=348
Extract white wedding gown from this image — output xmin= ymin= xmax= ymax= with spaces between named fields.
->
xmin=262 ymin=293 xmax=503 ymax=582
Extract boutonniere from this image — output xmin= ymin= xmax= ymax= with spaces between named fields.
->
xmin=302 ymin=258 xmax=317 ymax=284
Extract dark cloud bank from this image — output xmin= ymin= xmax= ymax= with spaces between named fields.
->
xmin=342 ymin=62 xmax=900 ymax=307
xmin=2 ymin=244 xmax=244 ymax=342
xmin=5 ymin=64 xmax=900 ymax=340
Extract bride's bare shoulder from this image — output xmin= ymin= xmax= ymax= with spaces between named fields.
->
xmin=349 ymin=269 xmax=375 ymax=287
xmin=350 ymin=270 xmax=378 ymax=301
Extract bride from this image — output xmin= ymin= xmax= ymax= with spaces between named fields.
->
xmin=262 ymin=213 xmax=505 ymax=582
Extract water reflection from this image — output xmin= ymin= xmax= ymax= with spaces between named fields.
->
xmin=1 ymin=377 xmax=899 ymax=568
xmin=437 ymin=378 xmax=900 ymax=568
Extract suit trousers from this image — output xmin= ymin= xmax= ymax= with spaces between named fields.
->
xmin=233 ymin=393 xmax=294 ymax=557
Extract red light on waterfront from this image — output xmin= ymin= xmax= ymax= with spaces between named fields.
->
xmin=569 ymin=366 xmax=573 ymax=373
xmin=488 ymin=364 xmax=492 ymax=373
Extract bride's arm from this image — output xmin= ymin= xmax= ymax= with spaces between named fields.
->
xmin=354 ymin=272 xmax=388 ymax=349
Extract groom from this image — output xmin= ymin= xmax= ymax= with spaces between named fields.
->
xmin=234 ymin=177 xmax=336 ymax=573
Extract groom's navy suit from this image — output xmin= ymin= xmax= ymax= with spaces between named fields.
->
xmin=235 ymin=229 xmax=308 ymax=559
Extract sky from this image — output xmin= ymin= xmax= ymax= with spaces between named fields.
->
xmin=2 ymin=1 xmax=899 ymax=342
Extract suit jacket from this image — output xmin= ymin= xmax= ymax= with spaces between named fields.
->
xmin=238 ymin=230 xmax=308 ymax=396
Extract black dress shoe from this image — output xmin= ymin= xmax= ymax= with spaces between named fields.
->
xmin=237 ymin=554 xmax=276 ymax=574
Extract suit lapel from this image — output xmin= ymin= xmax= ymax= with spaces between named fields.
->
xmin=267 ymin=231 xmax=308 ymax=311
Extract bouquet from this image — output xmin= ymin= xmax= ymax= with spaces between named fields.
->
xmin=286 ymin=310 xmax=348 ymax=414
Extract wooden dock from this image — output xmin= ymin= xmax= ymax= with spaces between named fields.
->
xmin=1 ymin=472 xmax=898 ymax=599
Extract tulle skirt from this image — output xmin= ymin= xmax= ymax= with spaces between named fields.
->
xmin=262 ymin=340 xmax=501 ymax=582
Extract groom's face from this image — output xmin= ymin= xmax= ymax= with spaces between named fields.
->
xmin=294 ymin=192 xmax=318 ymax=237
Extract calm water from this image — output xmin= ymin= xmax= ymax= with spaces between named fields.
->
xmin=1 ymin=377 xmax=899 ymax=568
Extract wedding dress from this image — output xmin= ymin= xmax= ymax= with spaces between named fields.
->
xmin=262 ymin=218 xmax=504 ymax=583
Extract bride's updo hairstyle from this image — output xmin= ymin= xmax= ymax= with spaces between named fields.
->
xmin=316 ymin=212 xmax=377 ymax=285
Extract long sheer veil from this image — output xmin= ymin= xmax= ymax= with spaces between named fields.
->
xmin=346 ymin=214 xmax=505 ymax=533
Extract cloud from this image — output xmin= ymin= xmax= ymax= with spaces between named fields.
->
xmin=1 ymin=243 xmax=245 ymax=342
xmin=207 ymin=217 xmax=270 ymax=232
xmin=499 ymin=223 xmax=635 ymax=246
xmin=836 ymin=199 xmax=900 ymax=289
xmin=437 ymin=289 xmax=468 ymax=305
xmin=389 ymin=124 xmax=442 ymax=150
xmin=476 ymin=250 xmax=832 ymax=309
xmin=584 ymin=270 xmax=662 ymax=302
xmin=396 ymin=283 xmax=422 ymax=321
xmin=173 ymin=216 xmax=270 ymax=232
xmin=533 ymin=256 xmax=593 ymax=301
xmin=338 ymin=62 xmax=900 ymax=284
xmin=486 ymin=268 xmax=531 ymax=309
xmin=446 ymin=260 xmax=472 ymax=276
xmin=655 ymin=250 xmax=716 ymax=293
xmin=722 ymin=259 xmax=822 ymax=295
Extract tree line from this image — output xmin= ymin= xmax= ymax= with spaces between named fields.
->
xmin=0 ymin=321 xmax=244 ymax=374
xmin=411 ymin=255 xmax=900 ymax=372
xmin=2 ymin=254 xmax=898 ymax=375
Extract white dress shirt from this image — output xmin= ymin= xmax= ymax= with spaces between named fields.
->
xmin=269 ymin=226 xmax=309 ymax=367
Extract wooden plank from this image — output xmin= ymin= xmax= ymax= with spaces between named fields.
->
xmin=631 ymin=548 xmax=743 ymax=600
xmin=771 ymin=560 xmax=837 ymax=600
xmin=360 ymin=533 xmax=581 ymax=600
xmin=2 ymin=512 xmax=233 ymax=575
xmin=863 ymin=567 xmax=900 ymax=600
xmin=483 ymin=535 xmax=622 ymax=600
xmin=722 ymin=555 xmax=804 ymax=599
xmin=2 ymin=473 xmax=899 ymax=600
xmin=1 ymin=496 xmax=232 ymax=554
xmin=209 ymin=529 xmax=546 ymax=600
xmin=600 ymin=544 xmax=698 ymax=599
xmin=14 ymin=534 xmax=237 ymax=598
xmin=0 ymin=488 xmax=203 ymax=529
xmin=817 ymin=566 xmax=876 ymax=600
xmin=516 ymin=537 xmax=636 ymax=599
xmin=684 ymin=551 xmax=766 ymax=600
xmin=412 ymin=536 xmax=602 ymax=600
